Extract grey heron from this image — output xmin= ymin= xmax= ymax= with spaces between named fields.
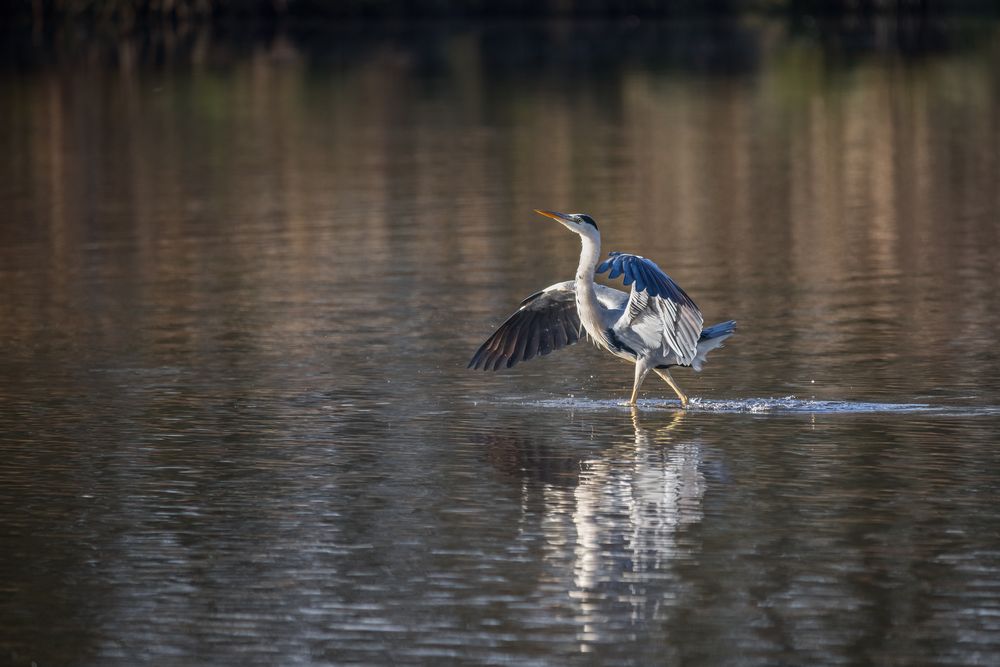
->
xmin=469 ymin=210 xmax=736 ymax=407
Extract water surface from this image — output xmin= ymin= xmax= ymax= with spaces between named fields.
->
xmin=2 ymin=19 xmax=1000 ymax=666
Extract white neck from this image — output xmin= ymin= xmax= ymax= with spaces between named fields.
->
xmin=574 ymin=232 xmax=605 ymax=333
xmin=575 ymin=232 xmax=601 ymax=281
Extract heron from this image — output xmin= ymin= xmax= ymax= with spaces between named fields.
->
xmin=468 ymin=210 xmax=736 ymax=407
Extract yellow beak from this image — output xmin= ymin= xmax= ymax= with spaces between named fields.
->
xmin=533 ymin=209 xmax=574 ymax=223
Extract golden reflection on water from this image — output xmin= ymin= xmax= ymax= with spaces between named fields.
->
xmin=3 ymin=22 xmax=998 ymax=406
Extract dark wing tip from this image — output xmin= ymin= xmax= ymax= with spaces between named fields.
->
xmin=467 ymin=285 xmax=582 ymax=373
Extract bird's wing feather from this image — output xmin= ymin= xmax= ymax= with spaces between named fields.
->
xmin=469 ymin=281 xmax=582 ymax=371
xmin=468 ymin=281 xmax=627 ymax=371
xmin=597 ymin=252 xmax=704 ymax=365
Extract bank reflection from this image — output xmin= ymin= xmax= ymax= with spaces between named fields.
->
xmin=487 ymin=409 xmax=705 ymax=644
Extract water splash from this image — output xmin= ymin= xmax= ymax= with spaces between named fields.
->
xmin=688 ymin=396 xmax=933 ymax=414
xmin=524 ymin=396 xmax=1000 ymax=416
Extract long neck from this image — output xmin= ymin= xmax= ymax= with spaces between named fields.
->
xmin=575 ymin=232 xmax=605 ymax=329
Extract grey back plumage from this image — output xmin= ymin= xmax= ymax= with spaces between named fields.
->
xmin=597 ymin=253 xmax=704 ymax=366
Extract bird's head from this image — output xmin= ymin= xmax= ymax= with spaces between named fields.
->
xmin=534 ymin=210 xmax=600 ymax=238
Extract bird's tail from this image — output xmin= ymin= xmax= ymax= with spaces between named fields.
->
xmin=691 ymin=320 xmax=736 ymax=372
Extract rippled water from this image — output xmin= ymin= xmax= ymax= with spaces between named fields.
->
xmin=2 ymin=19 xmax=1000 ymax=666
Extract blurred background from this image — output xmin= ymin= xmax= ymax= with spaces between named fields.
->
xmin=2 ymin=2 xmax=1000 ymax=666
xmin=6 ymin=0 xmax=1000 ymax=23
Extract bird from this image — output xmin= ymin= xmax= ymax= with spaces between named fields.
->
xmin=468 ymin=210 xmax=736 ymax=408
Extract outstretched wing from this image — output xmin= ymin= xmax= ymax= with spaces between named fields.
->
xmin=468 ymin=281 xmax=584 ymax=371
xmin=597 ymin=252 xmax=704 ymax=365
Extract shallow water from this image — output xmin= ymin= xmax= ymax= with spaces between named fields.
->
xmin=2 ymin=19 xmax=1000 ymax=666
xmin=531 ymin=396 xmax=1000 ymax=415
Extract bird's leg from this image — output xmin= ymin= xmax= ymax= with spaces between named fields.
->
xmin=654 ymin=368 xmax=689 ymax=408
xmin=628 ymin=359 xmax=651 ymax=406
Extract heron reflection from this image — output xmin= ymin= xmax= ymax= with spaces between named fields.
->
xmin=570 ymin=409 xmax=704 ymax=593
xmin=482 ymin=409 xmax=706 ymax=637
